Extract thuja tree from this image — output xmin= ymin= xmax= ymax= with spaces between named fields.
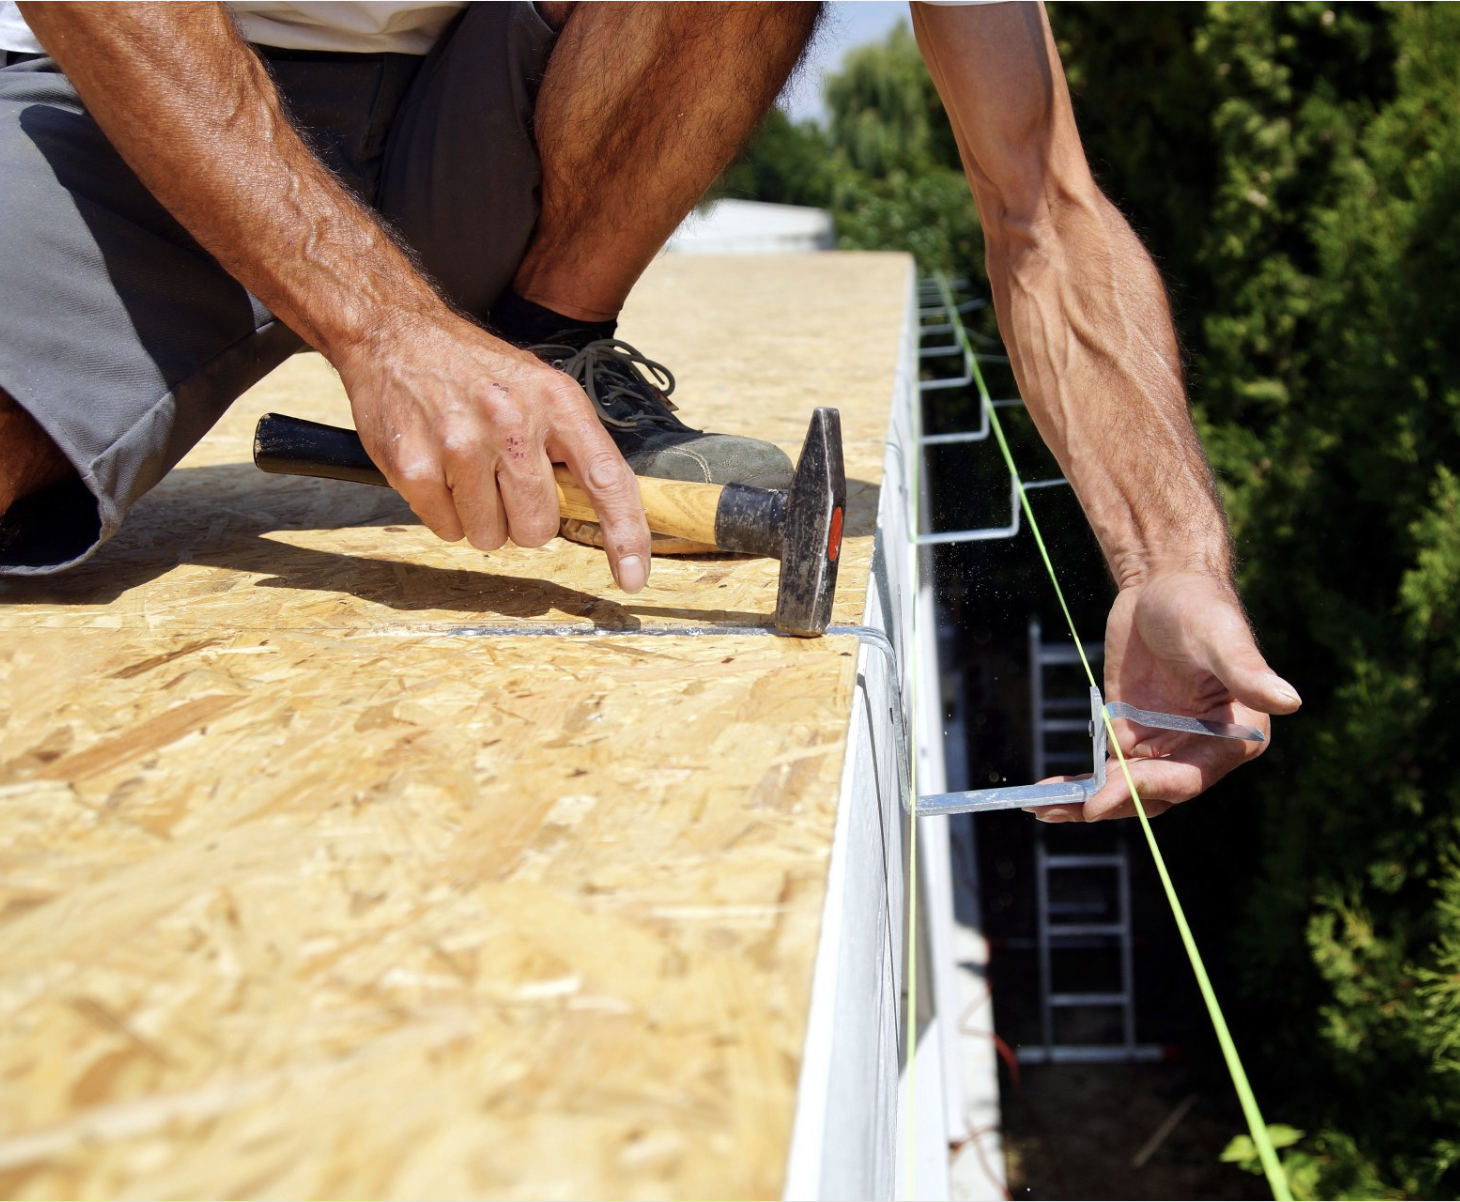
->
xmin=716 ymin=21 xmax=983 ymax=276
xmin=1054 ymin=3 xmax=1460 ymax=1196
xmin=729 ymin=8 xmax=1460 ymax=1187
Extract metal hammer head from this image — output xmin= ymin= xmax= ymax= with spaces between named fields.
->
xmin=711 ymin=408 xmax=844 ymax=635
xmin=776 ymin=407 xmax=846 ymax=636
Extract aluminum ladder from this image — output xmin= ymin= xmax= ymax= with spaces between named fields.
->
xmin=1019 ymin=617 xmax=1164 ymax=1064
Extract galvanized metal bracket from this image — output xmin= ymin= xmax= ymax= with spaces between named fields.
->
xmin=914 ymin=688 xmax=1264 ymax=816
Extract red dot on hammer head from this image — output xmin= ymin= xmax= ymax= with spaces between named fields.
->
xmin=827 ymin=507 xmax=844 ymax=563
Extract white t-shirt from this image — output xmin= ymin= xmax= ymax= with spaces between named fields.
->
xmin=0 ymin=2 xmax=1013 ymax=57
xmin=0 ymin=2 xmax=467 ymax=56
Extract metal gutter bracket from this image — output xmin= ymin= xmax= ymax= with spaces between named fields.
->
xmin=914 ymin=688 xmax=1263 ymax=816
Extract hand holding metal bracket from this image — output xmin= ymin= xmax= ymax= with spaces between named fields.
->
xmin=914 ymin=688 xmax=1264 ymax=816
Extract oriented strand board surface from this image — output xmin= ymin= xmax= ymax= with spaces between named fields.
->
xmin=0 ymin=252 xmax=913 ymax=1200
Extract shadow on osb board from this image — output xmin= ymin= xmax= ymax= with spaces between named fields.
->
xmin=1 ymin=462 xmax=877 ymax=632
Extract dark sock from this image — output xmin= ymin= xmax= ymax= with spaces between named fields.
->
xmin=488 ymin=291 xmax=617 ymax=349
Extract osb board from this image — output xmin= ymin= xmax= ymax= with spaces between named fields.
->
xmin=3 ymin=254 xmax=906 ymax=636
xmin=0 ymin=252 xmax=914 ymax=1199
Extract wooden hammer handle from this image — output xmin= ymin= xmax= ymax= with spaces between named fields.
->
xmin=253 ymin=413 xmax=727 ymax=546
xmin=553 ymin=466 xmax=722 ymax=546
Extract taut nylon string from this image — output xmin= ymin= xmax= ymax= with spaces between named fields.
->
xmin=934 ymin=273 xmax=1293 ymax=1202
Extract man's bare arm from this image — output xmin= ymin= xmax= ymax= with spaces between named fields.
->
xmin=20 ymin=1 xmax=652 ymax=591
xmin=912 ymin=0 xmax=1300 ymax=819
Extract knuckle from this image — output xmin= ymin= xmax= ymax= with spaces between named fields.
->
xmin=504 ymin=477 xmax=562 ymax=549
xmin=492 ymin=438 xmax=544 ymax=483
xmin=393 ymin=457 xmax=440 ymax=493
xmin=582 ymin=450 xmax=633 ymax=495
xmin=438 ymin=424 xmax=478 ymax=462
xmin=511 ymin=515 xmax=559 ymax=549
xmin=544 ymin=377 xmax=592 ymax=413
xmin=461 ymin=506 xmax=507 ymax=551
xmin=467 ymin=528 xmax=508 ymax=552
xmin=531 ymin=360 xmax=574 ymax=389
xmin=410 ymin=505 xmax=462 ymax=544
xmin=483 ymin=401 xmax=530 ymax=442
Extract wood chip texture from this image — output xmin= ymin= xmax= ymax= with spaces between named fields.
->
xmin=0 ymin=252 xmax=914 ymax=1200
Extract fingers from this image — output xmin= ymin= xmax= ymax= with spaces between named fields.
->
xmin=1023 ymin=728 xmax=1250 ymax=823
xmin=1023 ymin=774 xmax=1099 ymax=825
xmin=1031 ymin=798 xmax=1175 ymax=824
xmin=1064 ymin=572 xmax=1296 ymax=821
xmin=489 ymin=413 xmax=561 ymax=550
xmin=342 ymin=318 xmax=650 ymax=590
xmin=396 ymin=417 xmax=522 ymax=552
xmin=1138 ymin=574 xmax=1300 ymax=716
xmin=419 ymin=362 xmax=651 ymax=590
xmin=549 ymin=411 xmax=651 ymax=594
xmin=388 ymin=436 xmax=466 ymax=544
xmin=440 ymin=427 xmax=508 ymax=550
xmin=1082 ymin=735 xmax=1250 ymax=821
xmin=1195 ymin=602 xmax=1303 ymax=716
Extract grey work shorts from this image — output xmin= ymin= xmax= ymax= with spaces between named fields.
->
xmin=0 ymin=3 xmax=555 ymax=575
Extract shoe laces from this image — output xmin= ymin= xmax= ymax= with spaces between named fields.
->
xmin=534 ymin=338 xmax=693 ymax=433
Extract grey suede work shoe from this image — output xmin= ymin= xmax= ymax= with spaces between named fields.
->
xmin=533 ymin=337 xmax=794 ymax=555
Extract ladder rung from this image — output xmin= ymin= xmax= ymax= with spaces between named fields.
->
xmin=1049 ymin=992 xmax=1129 ymax=1007
xmin=1016 ymin=1044 xmax=1167 ymax=1065
xmin=1049 ymin=923 xmax=1124 ymax=937
xmin=1036 ymin=935 xmax=1120 ymax=950
xmin=1047 ymin=901 xmax=1104 ymax=916
xmin=1044 ymin=854 xmax=1125 ymax=869
xmin=1036 ymin=646 xmax=1103 ymax=666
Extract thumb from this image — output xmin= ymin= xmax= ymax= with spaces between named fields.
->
xmin=1198 ymin=605 xmax=1301 ymax=715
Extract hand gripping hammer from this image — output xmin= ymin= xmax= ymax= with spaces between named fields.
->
xmin=253 ymin=408 xmax=847 ymax=637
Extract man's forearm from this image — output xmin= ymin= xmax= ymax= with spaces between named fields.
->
xmin=983 ymin=182 xmax=1232 ymax=589
xmin=20 ymin=1 xmax=656 ymax=587
xmin=20 ymin=1 xmax=444 ymax=361
xmin=912 ymin=2 xmax=1298 ymax=821
xmin=913 ymin=0 xmax=1232 ymax=592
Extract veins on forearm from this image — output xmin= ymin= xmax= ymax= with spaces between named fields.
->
xmin=20 ymin=2 xmax=441 ymax=360
xmin=990 ymin=189 xmax=1232 ymax=586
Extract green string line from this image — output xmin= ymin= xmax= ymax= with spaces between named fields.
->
xmin=935 ymin=274 xmax=1293 ymax=1202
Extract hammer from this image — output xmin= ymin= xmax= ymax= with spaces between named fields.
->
xmin=252 ymin=408 xmax=846 ymax=636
